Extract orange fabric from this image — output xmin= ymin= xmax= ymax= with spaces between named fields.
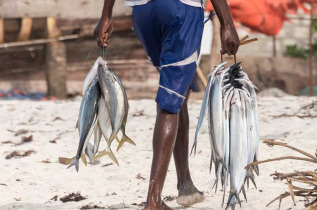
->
xmin=205 ymin=0 xmax=313 ymax=36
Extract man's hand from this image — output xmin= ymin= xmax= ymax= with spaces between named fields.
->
xmin=220 ymin=24 xmax=239 ymax=55
xmin=94 ymin=17 xmax=113 ymax=48
xmin=210 ymin=0 xmax=239 ymax=55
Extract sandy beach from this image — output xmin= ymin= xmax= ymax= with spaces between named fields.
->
xmin=0 ymin=95 xmax=316 ymax=210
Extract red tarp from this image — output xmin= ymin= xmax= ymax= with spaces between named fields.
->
xmin=206 ymin=0 xmax=314 ymax=36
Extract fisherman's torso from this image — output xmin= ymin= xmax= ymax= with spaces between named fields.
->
xmin=125 ymin=0 xmax=203 ymax=8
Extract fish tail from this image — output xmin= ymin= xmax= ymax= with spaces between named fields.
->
xmin=109 ymin=132 xmax=117 ymax=144
xmin=117 ymin=135 xmax=136 ymax=152
xmin=222 ymin=170 xmax=229 ymax=207
xmin=80 ymin=154 xmax=88 ymax=166
xmin=253 ymin=156 xmax=260 ymax=175
xmin=241 ymin=185 xmax=247 ymax=202
xmin=115 ymin=135 xmax=120 ymax=143
xmin=225 ymin=192 xmax=236 ymax=210
xmin=190 ymin=140 xmax=197 ymax=156
xmin=84 ymin=145 xmax=94 ymax=164
xmin=249 ymin=174 xmax=257 ymax=189
xmin=212 ymin=162 xmax=222 ymax=193
xmin=93 ymin=150 xmax=119 ymax=166
xmin=67 ymin=158 xmax=80 ymax=172
xmin=209 ymin=152 xmax=214 ymax=173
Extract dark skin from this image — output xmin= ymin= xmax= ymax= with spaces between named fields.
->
xmin=95 ymin=1 xmax=239 ymax=209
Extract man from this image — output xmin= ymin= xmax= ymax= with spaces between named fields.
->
xmin=94 ymin=0 xmax=239 ymax=209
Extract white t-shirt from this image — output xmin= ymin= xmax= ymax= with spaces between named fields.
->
xmin=125 ymin=0 xmax=202 ymax=8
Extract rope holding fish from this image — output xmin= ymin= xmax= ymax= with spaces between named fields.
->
xmin=220 ymin=54 xmax=237 ymax=64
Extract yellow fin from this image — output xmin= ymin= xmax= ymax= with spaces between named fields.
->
xmin=117 ymin=135 xmax=136 ymax=151
xmin=81 ymin=154 xmax=88 ymax=166
xmin=115 ymin=135 xmax=120 ymax=143
xmin=93 ymin=150 xmax=119 ymax=166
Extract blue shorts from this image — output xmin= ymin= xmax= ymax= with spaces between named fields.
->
xmin=132 ymin=0 xmax=204 ymax=113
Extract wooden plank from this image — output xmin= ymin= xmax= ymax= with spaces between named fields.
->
xmin=17 ymin=18 xmax=33 ymax=41
xmin=0 ymin=19 xmax=3 ymax=44
xmin=46 ymin=17 xmax=60 ymax=38
xmin=0 ymin=34 xmax=79 ymax=49
xmin=1 ymin=0 xmax=131 ymax=19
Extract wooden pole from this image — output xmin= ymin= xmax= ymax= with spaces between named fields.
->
xmin=196 ymin=66 xmax=207 ymax=88
xmin=45 ymin=17 xmax=67 ymax=99
xmin=0 ymin=35 xmax=79 ymax=49
xmin=17 ymin=18 xmax=33 ymax=42
xmin=309 ymin=1 xmax=314 ymax=96
xmin=0 ymin=19 xmax=4 ymax=44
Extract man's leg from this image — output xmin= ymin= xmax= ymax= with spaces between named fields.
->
xmin=144 ymin=107 xmax=179 ymax=210
xmin=174 ymin=90 xmax=205 ymax=207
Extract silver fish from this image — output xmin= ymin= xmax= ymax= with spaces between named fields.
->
xmin=192 ymin=62 xmax=227 ymax=154
xmin=68 ymin=78 xmax=100 ymax=172
xmin=93 ymin=98 xmax=119 ymax=166
xmin=112 ymin=71 xmax=135 ymax=151
xmin=209 ymin=68 xmax=230 ymax=191
xmin=221 ymin=87 xmax=234 ymax=205
xmin=82 ymin=57 xmax=103 ymax=95
xmin=226 ymin=90 xmax=248 ymax=209
xmin=242 ymin=83 xmax=259 ymax=175
xmin=97 ymin=63 xmax=119 ymax=143
xmin=93 ymin=123 xmax=102 ymax=155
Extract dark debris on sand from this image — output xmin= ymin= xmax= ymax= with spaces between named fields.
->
xmin=131 ymin=202 xmax=146 ymax=207
xmin=5 ymin=150 xmax=35 ymax=159
xmin=163 ymin=196 xmax=177 ymax=202
xmin=60 ymin=193 xmax=87 ymax=203
xmin=81 ymin=203 xmax=104 ymax=209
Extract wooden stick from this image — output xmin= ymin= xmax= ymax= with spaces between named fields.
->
xmin=0 ymin=19 xmax=4 ymax=44
xmin=264 ymin=139 xmax=317 ymax=160
xmin=196 ymin=66 xmax=207 ymax=88
xmin=0 ymin=34 xmax=79 ymax=49
xmin=18 ymin=18 xmax=33 ymax=42
xmin=240 ymin=35 xmax=249 ymax=42
xmin=246 ymin=156 xmax=317 ymax=169
xmin=240 ymin=38 xmax=258 ymax=46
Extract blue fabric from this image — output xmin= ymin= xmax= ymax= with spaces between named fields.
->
xmin=132 ymin=0 xmax=204 ymax=113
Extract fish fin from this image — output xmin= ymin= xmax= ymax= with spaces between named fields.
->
xmin=85 ymin=145 xmax=94 ymax=163
xmin=241 ymin=186 xmax=247 ymax=202
xmin=212 ymin=162 xmax=222 ymax=193
xmin=225 ymin=192 xmax=236 ymax=210
xmin=222 ymin=170 xmax=229 ymax=207
xmin=209 ymin=152 xmax=214 ymax=173
xmin=235 ymin=192 xmax=241 ymax=207
xmin=109 ymin=132 xmax=118 ymax=144
xmin=93 ymin=150 xmax=119 ymax=166
xmin=253 ymin=156 xmax=260 ymax=175
xmin=249 ymin=174 xmax=257 ymax=189
xmin=75 ymin=120 xmax=78 ymax=130
xmin=117 ymin=135 xmax=136 ymax=151
xmin=67 ymin=158 xmax=79 ymax=172
xmin=115 ymin=135 xmax=120 ymax=143
xmin=81 ymin=154 xmax=88 ymax=166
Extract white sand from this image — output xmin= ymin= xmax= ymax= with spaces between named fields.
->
xmin=0 ymin=96 xmax=316 ymax=210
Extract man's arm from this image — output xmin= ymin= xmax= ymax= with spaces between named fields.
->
xmin=210 ymin=0 xmax=239 ymax=55
xmin=94 ymin=0 xmax=116 ymax=48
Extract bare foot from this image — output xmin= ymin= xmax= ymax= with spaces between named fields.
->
xmin=176 ymin=182 xmax=205 ymax=207
xmin=144 ymin=201 xmax=173 ymax=210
